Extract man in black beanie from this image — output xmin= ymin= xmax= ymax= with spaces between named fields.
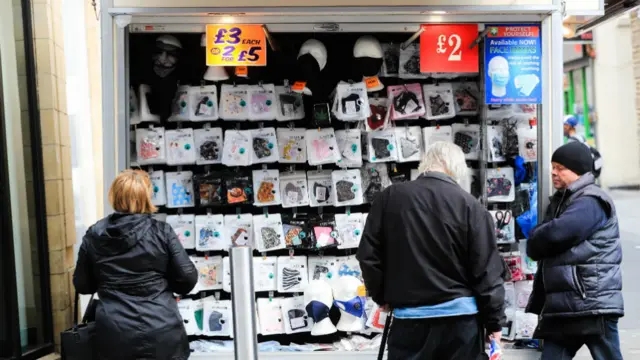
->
xmin=526 ymin=141 xmax=623 ymax=360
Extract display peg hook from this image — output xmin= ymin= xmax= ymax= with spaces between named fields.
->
xmin=469 ymin=27 xmax=491 ymax=50
xmin=401 ymin=27 xmax=425 ymax=50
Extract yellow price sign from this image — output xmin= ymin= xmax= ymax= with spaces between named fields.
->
xmin=206 ymin=24 xmax=267 ymax=67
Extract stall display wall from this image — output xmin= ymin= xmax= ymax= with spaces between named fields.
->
xmin=127 ymin=31 xmax=540 ymax=354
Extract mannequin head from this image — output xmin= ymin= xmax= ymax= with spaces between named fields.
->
xmin=332 ymin=276 xmax=366 ymax=332
xmin=152 ymin=35 xmax=182 ymax=78
xmin=353 ymin=35 xmax=384 ymax=92
xmin=304 ymin=280 xmax=337 ymax=336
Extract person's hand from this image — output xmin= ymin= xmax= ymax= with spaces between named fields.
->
xmin=380 ymin=304 xmax=392 ymax=312
xmin=487 ymin=331 xmax=502 ymax=344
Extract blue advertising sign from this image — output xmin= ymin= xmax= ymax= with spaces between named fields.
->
xmin=484 ymin=25 xmax=542 ymax=104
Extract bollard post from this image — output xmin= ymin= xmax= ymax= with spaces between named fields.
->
xmin=230 ymin=246 xmax=259 ymax=360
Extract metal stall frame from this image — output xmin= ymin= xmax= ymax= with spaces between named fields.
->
xmin=99 ymin=4 xmax=565 ymax=359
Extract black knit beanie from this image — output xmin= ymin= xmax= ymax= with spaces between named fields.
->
xmin=551 ymin=141 xmax=593 ymax=175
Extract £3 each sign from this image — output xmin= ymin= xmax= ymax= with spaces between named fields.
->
xmin=206 ymin=24 xmax=267 ymax=67
xmin=420 ymin=24 xmax=479 ymax=73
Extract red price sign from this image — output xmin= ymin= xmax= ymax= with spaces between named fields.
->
xmin=420 ymin=24 xmax=479 ymax=73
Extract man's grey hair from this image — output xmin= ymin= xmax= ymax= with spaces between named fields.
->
xmin=418 ymin=141 xmax=468 ymax=183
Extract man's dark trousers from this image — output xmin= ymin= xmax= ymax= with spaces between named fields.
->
xmin=541 ymin=317 xmax=623 ymax=360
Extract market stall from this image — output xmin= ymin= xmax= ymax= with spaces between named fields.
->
xmin=98 ymin=1 xmax=569 ymax=358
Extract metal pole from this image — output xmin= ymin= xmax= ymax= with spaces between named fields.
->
xmin=230 ymin=246 xmax=259 ymax=360
xmin=581 ymin=66 xmax=592 ymax=141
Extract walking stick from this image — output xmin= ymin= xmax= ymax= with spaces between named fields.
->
xmin=377 ymin=310 xmax=393 ymax=360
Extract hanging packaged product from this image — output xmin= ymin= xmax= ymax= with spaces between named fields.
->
xmin=189 ymin=85 xmax=219 ymax=121
xmin=517 ymin=125 xmax=538 ymax=162
xmin=165 ymin=171 xmax=195 ymax=208
xmin=398 ymin=42 xmax=427 ymax=79
xmin=333 ymin=82 xmax=370 ymax=121
xmin=222 ymin=257 xmax=231 ymax=293
xmin=468 ymin=169 xmax=482 ymax=199
xmin=335 ymin=129 xmax=363 ymax=168
xmin=277 ymin=128 xmax=307 ymax=164
xmin=309 ymin=214 xmax=340 ymax=249
xmin=518 ymin=240 xmax=538 ymax=275
xmin=280 ymin=171 xmax=310 ymax=208
xmin=129 ymin=86 xmax=141 ymax=125
xmin=168 ymin=85 xmax=191 ymax=122
xmin=275 ymin=86 xmax=305 ymax=121
xmin=165 ymin=128 xmax=197 ymax=165
xmin=366 ymin=302 xmax=390 ymax=332
xmin=194 ymin=255 xmax=224 ymax=291
xmin=366 ymin=98 xmax=390 ymax=132
xmin=136 ymin=127 xmax=166 ymax=165
xmin=453 ymin=82 xmax=480 ymax=116
xmin=504 ymin=282 xmax=516 ymax=315
xmin=452 ymin=123 xmax=481 ymax=160
xmin=221 ymin=129 xmax=252 ymax=166
xmin=381 ymin=43 xmax=400 ymax=77
xmin=248 ymin=84 xmax=278 ymax=121
xmin=331 ymin=170 xmax=364 ymax=207
xmin=489 ymin=210 xmax=515 ymax=244
xmin=223 ymin=171 xmax=253 ymax=205
xmin=203 ymin=298 xmax=234 ymax=337
xmin=177 ymin=298 xmax=204 ymax=336
xmin=390 ymin=171 xmax=409 ymax=184
xmin=223 ymin=214 xmax=253 ymax=247
xmin=281 ymin=213 xmax=313 ymax=249
xmin=486 ymin=167 xmax=516 ymax=203
xmin=423 ymin=83 xmax=456 ymax=120
xmin=395 ymin=126 xmax=423 ymax=163
xmin=253 ymin=213 xmax=286 ymax=252
xmin=251 ymin=127 xmax=279 ymax=164
xmin=149 ymin=170 xmax=166 ymax=206
xmin=307 ymin=170 xmax=335 ymax=207
xmin=166 ymin=214 xmax=196 ymax=250
xmin=277 ymin=256 xmax=309 ymax=293
xmin=504 ymin=255 xmax=525 ymax=282
xmin=308 ymin=256 xmax=340 ymax=281
xmin=253 ymin=256 xmax=278 ymax=292
xmin=388 ymin=84 xmax=425 ymax=120
xmin=410 ymin=169 xmax=420 ymax=181
xmin=487 ymin=125 xmax=507 ymax=163
xmin=195 ymin=214 xmax=227 ymax=251
xmin=422 ymin=125 xmax=453 ymax=149
xmin=367 ymin=129 xmax=398 ymax=163
xmin=252 ymin=169 xmax=281 ymax=207
xmin=257 ymin=298 xmax=285 ymax=336
xmin=362 ymin=163 xmax=392 ymax=203
xmin=515 ymin=281 xmax=533 ymax=309
xmin=219 ymin=84 xmax=250 ymax=121
xmin=487 ymin=104 xmax=515 ymax=121
xmin=194 ymin=128 xmax=223 ymax=165
xmin=280 ymin=296 xmax=313 ymax=334
xmin=514 ymin=310 xmax=538 ymax=340
xmin=335 ymin=213 xmax=364 ymax=250
xmin=337 ymin=256 xmax=363 ymax=282
xmin=306 ymin=128 xmax=341 ymax=166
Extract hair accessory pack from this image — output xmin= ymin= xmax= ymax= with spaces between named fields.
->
xmin=136 ymin=127 xmax=166 ymax=165
xmin=219 ymin=84 xmax=249 ymax=121
xmin=194 ymin=128 xmax=223 ymax=165
xmin=165 ymin=128 xmax=197 ymax=165
xmin=277 ymin=128 xmax=307 ymax=163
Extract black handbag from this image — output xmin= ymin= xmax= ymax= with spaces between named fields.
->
xmin=60 ymin=292 xmax=98 ymax=360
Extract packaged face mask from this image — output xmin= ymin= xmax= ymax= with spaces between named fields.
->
xmin=490 ymin=210 xmax=515 ymax=244
xmin=306 ymin=129 xmax=341 ymax=166
xmin=333 ymin=82 xmax=371 ymax=121
xmin=423 ymin=83 xmax=456 ymax=120
xmin=277 ymin=256 xmax=309 ymax=293
xmin=308 ymin=256 xmax=340 ymax=281
xmin=252 ymin=169 xmax=281 ymax=207
xmin=257 ymin=298 xmax=285 ymax=336
xmin=337 ymin=256 xmax=363 ymax=282
xmin=188 ymin=85 xmax=219 ymax=121
xmin=486 ymin=167 xmax=515 ymax=203
xmin=517 ymin=126 xmax=538 ymax=162
xmin=177 ymin=299 xmax=203 ymax=336
xmin=194 ymin=255 xmax=223 ymax=291
xmin=165 ymin=171 xmax=195 ymax=208
xmin=367 ymin=129 xmax=398 ymax=163
xmin=422 ymin=125 xmax=453 ymax=148
xmin=487 ymin=104 xmax=515 ymax=121
xmin=277 ymin=128 xmax=307 ymax=164
xmin=203 ymin=298 xmax=233 ymax=337
xmin=166 ymin=214 xmax=196 ymax=249
xmin=194 ymin=172 xmax=224 ymax=207
xmin=395 ymin=126 xmax=423 ymax=163
xmin=136 ymin=127 xmax=166 ymax=165
xmin=381 ymin=43 xmax=400 ymax=78
xmin=307 ymin=170 xmax=335 ymax=207
xmin=280 ymin=171 xmax=309 ymax=208
xmin=253 ymin=257 xmax=278 ymax=292
xmin=194 ymin=128 xmax=223 ymax=165
xmin=515 ymin=281 xmax=534 ymax=309
xmin=410 ymin=169 xmax=420 ymax=181
xmin=251 ymin=127 xmax=279 ymax=164
xmin=452 ymin=123 xmax=481 ymax=160
xmin=275 ymin=86 xmax=305 ymax=121
xmin=312 ymin=103 xmax=332 ymax=128
xmin=224 ymin=171 xmax=253 ymax=205
xmin=281 ymin=213 xmax=313 ymax=249
xmin=487 ymin=125 xmax=507 ymax=163
xmin=309 ymin=214 xmax=340 ymax=249
xmin=398 ymin=42 xmax=427 ymax=79
xmin=335 ymin=129 xmax=363 ymax=168
xmin=168 ymin=85 xmax=191 ymax=122
xmin=280 ymin=295 xmax=313 ymax=334
xmin=224 ymin=213 xmax=253 ymax=247
xmin=221 ymin=130 xmax=252 ymax=166
xmin=331 ymin=170 xmax=364 ymax=207
xmin=248 ymin=84 xmax=277 ymax=121
xmin=219 ymin=84 xmax=249 ymax=121
xmin=335 ymin=213 xmax=364 ymax=250
xmin=195 ymin=214 xmax=227 ymax=251
xmin=150 ymin=170 xmax=166 ymax=206
xmin=504 ymin=282 xmax=516 ymax=314
xmin=253 ymin=213 xmax=286 ymax=253
xmin=453 ymin=82 xmax=480 ymax=116
xmin=366 ymin=98 xmax=391 ymax=132
xmin=388 ymin=84 xmax=425 ymax=120
xmin=361 ymin=163 xmax=392 ymax=204
xmin=165 ymin=128 xmax=197 ymax=165
xmin=366 ymin=302 xmax=390 ymax=332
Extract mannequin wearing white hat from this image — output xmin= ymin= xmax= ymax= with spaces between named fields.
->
xmin=332 ymin=276 xmax=366 ymax=332
xmin=294 ymin=39 xmax=328 ymax=96
xmin=304 ymin=280 xmax=337 ymax=336
xmin=353 ymin=35 xmax=384 ymax=92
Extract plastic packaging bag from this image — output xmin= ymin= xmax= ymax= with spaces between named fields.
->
xmin=189 ymin=85 xmax=219 ymax=121
xmin=221 ymin=130 xmax=252 ymax=166
xmin=248 ymin=84 xmax=277 ymax=121
xmin=219 ymin=84 xmax=249 ymax=121
xmin=252 ymin=169 xmax=282 ymax=207
xmin=335 ymin=129 xmax=363 ymax=168
xmin=165 ymin=128 xmax=197 ymax=165
xmin=277 ymin=128 xmax=307 ymax=163
xmin=423 ymin=83 xmax=456 ymax=120
xmin=275 ymin=86 xmax=305 ymax=121
xmin=388 ymin=84 xmax=425 ymax=120
xmin=333 ymin=82 xmax=370 ymax=121
xmin=136 ymin=127 xmax=166 ymax=165
xmin=280 ymin=171 xmax=310 ymax=208
xmin=517 ymin=182 xmax=538 ymax=239
xmin=168 ymin=85 xmax=191 ymax=122
xmin=194 ymin=128 xmax=223 ymax=165
xmin=195 ymin=214 xmax=227 ymax=251
xmin=251 ymin=127 xmax=279 ymax=164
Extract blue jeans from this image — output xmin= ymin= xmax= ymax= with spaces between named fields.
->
xmin=541 ymin=318 xmax=623 ymax=360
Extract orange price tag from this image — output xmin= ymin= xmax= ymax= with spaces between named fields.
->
xmin=364 ymin=76 xmax=381 ymax=90
xmin=291 ymin=81 xmax=307 ymax=93
xmin=206 ymin=24 xmax=267 ymax=67
xmin=357 ymin=285 xmax=367 ymax=297
xmin=235 ymin=66 xmax=248 ymax=77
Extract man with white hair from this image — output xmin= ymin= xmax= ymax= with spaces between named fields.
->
xmin=357 ymin=141 xmax=505 ymax=359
